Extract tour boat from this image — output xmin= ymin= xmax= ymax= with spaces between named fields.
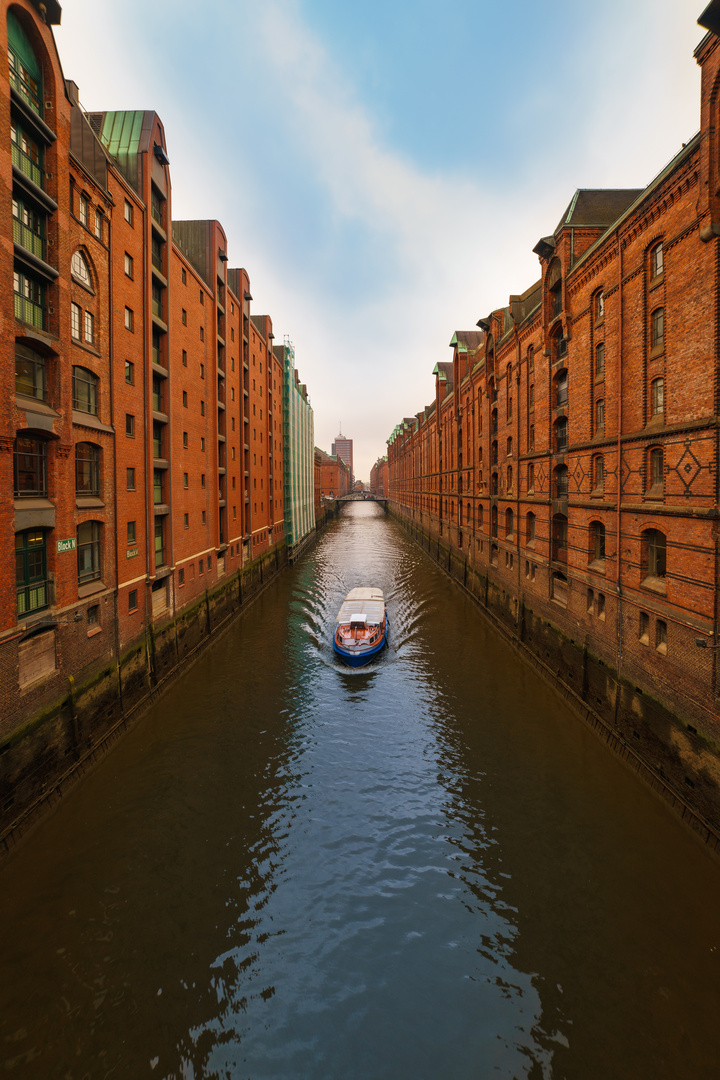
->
xmin=333 ymin=587 xmax=388 ymax=667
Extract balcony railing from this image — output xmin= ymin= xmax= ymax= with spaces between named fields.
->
xmin=13 ymin=217 xmax=45 ymax=260
xmin=9 ymin=52 xmax=41 ymax=114
xmin=11 ymin=142 xmax=43 ymax=188
xmin=14 ymin=292 xmax=45 ymax=330
xmin=17 ymin=579 xmax=48 ymax=617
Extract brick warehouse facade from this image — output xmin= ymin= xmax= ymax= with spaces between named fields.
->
xmin=387 ymin=4 xmax=720 ymax=842
xmin=0 ymin=0 xmax=316 ymax=839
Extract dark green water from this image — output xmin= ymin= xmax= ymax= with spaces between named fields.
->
xmin=1 ymin=502 xmax=720 ymax=1079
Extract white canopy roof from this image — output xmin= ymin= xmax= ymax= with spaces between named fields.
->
xmin=336 ymin=587 xmax=385 ymax=625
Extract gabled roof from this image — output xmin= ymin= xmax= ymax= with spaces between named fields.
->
xmin=449 ymin=330 xmax=483 ymax=352
xmin=433 ymin=361 xmax=454 ymax=382
xmin=555 ymin=189 xmax=643 ymax=234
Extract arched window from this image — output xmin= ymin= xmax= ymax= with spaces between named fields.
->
xmin=75 ymin=443 xmax=100 ymax=496
xmin=506 ymin=508 xmax=514 ymax=538
xmin=527 ymin=346 xmax=534 ymax=376
xmin=643 ymin=528 xmax=667 ymax=582
xmin=477 ymin=505 xmax=484 ymax=531
xmin=554 ymin=465 xmax=568 ymax=499
xmin=555 ymin=369 xmax=568 ymax=407
xmin=651 ymin=307 xmax=664 ymax=350
xmin=77 ymin=521 xmax=102 ymax=583
xmin=492 ymin=440 xmax=498 ymax=465
xmin=590 ymin=521 xmax=605 ymax=564
xmin=492 ymin=472 xmax=498 ymax=496
xmin=593 ymin=455 xmax=604 ymax=493
xmin=7 ymin=11 xmax=42 ymax=115
xmin=15 ymin=342 xmax=46 ymax=400
xmin=595 ymin=398 xmax=605 ymax=432
xmin=648 ymin=447 xmax=664 ymax=495
xmin=72 ymin=367 xmax=99 ymax=415
xmin=595 ymin=341 xmax=605 ymax=378
xmin=651 ymin=377 xmax=664 ymax=418
xmin=555 ymin=417 xmax=568 ymax=454
xmin=491 ymin=408 xmax=498 ymax=434
xmin=527 ymin=463 xmax=535 ymax=493
xmin=553 ymin=330 xmax=568 ymax=362
xmin=650 ymin=242 xmax=664 ymax=279
xmin=526 ymin=511 xmax=536 ymax=547
xmin=71 ymin=250 xmax=92 ymax=289
xmin=15 ymin=529 xmax=48 ymax=616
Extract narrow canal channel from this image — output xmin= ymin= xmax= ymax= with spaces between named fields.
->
xmin=2 ymin=502 xmax=720 ymax=1080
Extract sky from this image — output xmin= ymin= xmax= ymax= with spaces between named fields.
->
xmin=55 ymin=0 xmax=703 ymax=481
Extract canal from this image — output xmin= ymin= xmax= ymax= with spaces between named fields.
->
xmin=1 ymin=502 xmax=720 ymax=1079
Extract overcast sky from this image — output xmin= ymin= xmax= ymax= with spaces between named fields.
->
xmin=55 ymin=0 xmax=703 ymax=481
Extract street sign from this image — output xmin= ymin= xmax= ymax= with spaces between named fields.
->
xmin=56 ymin=538 xmax=76 ymax=553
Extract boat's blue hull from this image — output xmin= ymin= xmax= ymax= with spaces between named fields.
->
xmin=333 ymin=626 xmax=388 ymax=667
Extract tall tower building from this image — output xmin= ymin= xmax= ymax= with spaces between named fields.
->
xmin=331 ymin=427 xmax=353 ymax=484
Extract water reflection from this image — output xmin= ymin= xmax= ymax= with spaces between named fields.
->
xmin=1 ymin=504 xmax=720 ymax=1079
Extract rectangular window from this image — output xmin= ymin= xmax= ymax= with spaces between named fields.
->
xmin=124 ymin=252 xmax=133 ymax=278
xmin=124 ymin=199 xmax=133 ymax=225
xmin=200 ymin=327 xmax=204 ymax=341
xmin=202 ymin=511 xmax=206 ymax=525
xmin=127 ymin=467 xmax=135 ymax=490
xmin=94 ymin=209 xmax=102 ymax=239
xmin=84 ymin=310 xmax=94 ymax=344
xmin=184 ymin=513 xmax=189 ymax=529
xmin=184 ymin=472 xmax=189 ymax=488
xmin=126 ymin=414 xmax=135 ymax=437
xmin=14 ymin=436 xmax=47 ymax=497
xmin=182 ymin=391 xmax=188 ymax=407
xmin=179 ymin=569 xmax=185 ymax=586
xmin=596 ymin=399 xmax=605 ymax=430
xmin=77 ymin=521 xmax=101 ymax=583
xmin=182 ymin=308 xmax=187 ymax=325
xmin=639 ymin=611 xmax=650 ymax=644
xmin=128 ymin=589 xmax=138 ymax=612
xmin=200 ymin=400 xmax=205 ymax=416
xmin=200 ymin=363 xmax=204 ymax=379
xmin=182 ymin=268 xmax=187 ymax=285
xmin=201 ymin=474 xmax=205 ymax=488
xmin=651 ymin=307 xmax=664 ymax=350
xmin=125 ymin=360 xmax=134 ymax=385
xmin=199 ymin=559 xmax=204 ymax=574
xmin=79 ymin=194 xmax=88 ymax=227
xmin=125 ymin=307 xmax=133 ymax=331
xmin=127 ymin=520 xmax=136 ymax=544
xmin=182 ymin=349 xmax=187 ymax=366
xmin=71 ymin=302 xmax=81 ymax=340
xmin=201 ymin=437 xmax=205 ymax=451
xmin=183 ymin=431 xmax=188 ymax=447
xmin=207 ymin=555 xmax=212 ymax=570
xmin=596 ymin=342 xmax=605 ymax=377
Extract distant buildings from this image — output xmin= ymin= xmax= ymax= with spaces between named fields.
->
xmin=280 ymin=338 xmax=315 ymax=558
xmin=370 ymin=457 xmax=388 ymax=497
xmin=331 ymin=428 xmax=353 ymax=486
xmin=315 ymin=447 xmax=351 ymax=501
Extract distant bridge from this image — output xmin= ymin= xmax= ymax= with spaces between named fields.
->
xmin=329 ymin=494 xmax=389 ymax=513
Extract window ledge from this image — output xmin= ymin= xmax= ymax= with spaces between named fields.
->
xmin=649 ymin=273 xmax=664 ymax=291
xmin=78 ymin=579 xmax=105 ymax=599
xmin=649 ymin=344 xmax=665 ymax=360
xmin=643 ymin=486 xmax=664 ymax=502
xmin=591 ymin=487 xmax=604 ymax=499
xmin=86 ymin=625 xmax=103 ymax=638
xmin=16 ymin=394 xmax=60 ymax=418
xmin=76 ymin=496 xmax=105 ymax=509
xmin=72 ymin=410 xmax=114 ymax=434
xmin=641 ymin=575 xmax=667 ymax=596
xmin=588 ymin=559 xmax=606 ymax=574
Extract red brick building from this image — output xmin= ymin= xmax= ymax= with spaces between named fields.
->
xmin=370 ymin=456 xmax=388 ymax=497
xmin=316 ymin=446 xmax=351 ymax=500
xmin=388 ymin=4 xmax=720 ymax=827
xmin=0 ymin=0 xmax=304 ymax=801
